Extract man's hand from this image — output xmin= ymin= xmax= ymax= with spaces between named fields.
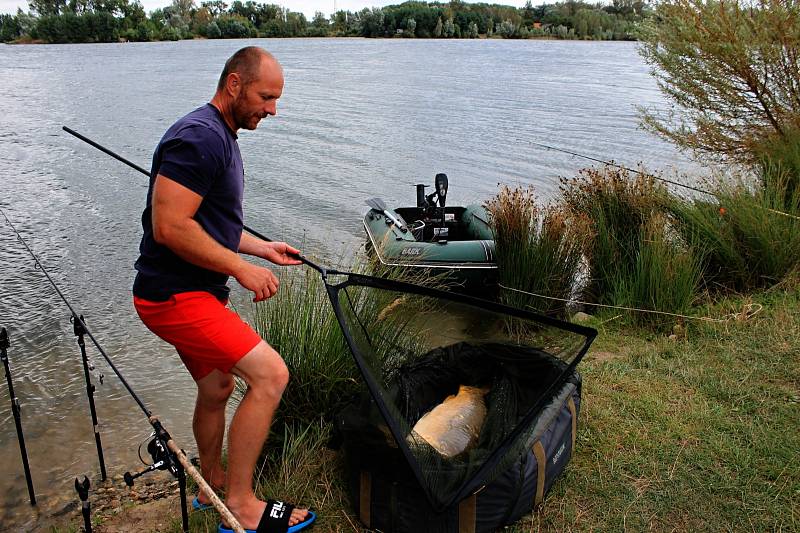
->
xmin=262 ymin=241 xmax=302 ymax=266
xmin=234 ymin=260 xmax=280 ymax=302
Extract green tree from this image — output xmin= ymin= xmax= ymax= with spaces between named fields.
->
xmin=443 ymin=16 xmax=454 ymax=37
xmin=331 ymin=9 xmax=347 ymax=34
xmin=0 ymin=13 xmax=23 ymax=41
xmin=638 ymin=0 xmax=800 ymax=164
xmin=405 ymin=16 xmax=415 ymax=36
xmin=522 ymin=0 xmax=535 ymax=25
xmin=29 ymin=0 xmax=67 ymax=16
xmin=200 ymin=0 xmax=226 ymax=16
xmin=311 ymin=11 xmax=328 ymax=29
xmin=359 ymin=7 xmax=383 ymax=37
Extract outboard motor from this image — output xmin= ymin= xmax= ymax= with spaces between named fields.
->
xmin=433 ymin=173 xmax=449 ymax=241
xmin=434 ymin=173 xmax=448 ymax=208
xmin=416 ymin=184 xmax=428 ymax=208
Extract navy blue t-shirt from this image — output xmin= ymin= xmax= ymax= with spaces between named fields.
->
xmin=133 ymin=104 xmax=244 ymax=301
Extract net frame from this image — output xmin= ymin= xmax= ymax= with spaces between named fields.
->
xmin=323 ymin=269 xmax=597 ymax=511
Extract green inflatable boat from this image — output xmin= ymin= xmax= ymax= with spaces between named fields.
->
xmin=363 ymin=174 xmax=497 ymax=291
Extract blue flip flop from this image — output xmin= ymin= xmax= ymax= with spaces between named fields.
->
xmin=218 ymin=499 xmax=316 ymax=533
xmin=192 ymin=496 xmax=212 ymax=511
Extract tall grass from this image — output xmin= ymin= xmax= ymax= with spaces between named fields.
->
xmin=249 ymin=264 xmax=360 ymax=427
xmin=754 ymin=127 xmax=800 ymax=202
xmin=246 ymin=255 xmax=430 ymax=432
xmin=667 ymin=172 xmax=800 ymax=292
xmin=612 ymin=215 xmax=703 ymax=328
xmin=486 ymin=185 xmax=592 ymax=318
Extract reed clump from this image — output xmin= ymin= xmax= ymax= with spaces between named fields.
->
xmin=667 ymin=172 xmax=800 ymax=293
xmin=558 ymin=166 xmax=704 ymax=328
xmin=559 ymin=165 xmax=669 ymax=305
xmin=485 ymin=185 xmax=592 ymax=319
xmin=612 ymin=213 xmax=703 ymax=327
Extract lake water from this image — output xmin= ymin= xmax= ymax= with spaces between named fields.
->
xmin=0 ymin=37 xmax=697 ymax=527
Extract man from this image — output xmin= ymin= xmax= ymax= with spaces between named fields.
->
xmin=133 ymin=46 xmax=313 ymax=532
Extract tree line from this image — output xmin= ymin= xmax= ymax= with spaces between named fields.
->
xmin=0 ymin=0 xmax=650 ymax=44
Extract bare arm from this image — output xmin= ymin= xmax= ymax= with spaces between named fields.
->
xmin=239 ymin=232 xmax=302 ymax=266
xmin=151 ymin=174 xmax=279 ymax=302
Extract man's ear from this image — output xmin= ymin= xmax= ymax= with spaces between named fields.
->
xmin=226 ymin=73 xmax=242 ymax=97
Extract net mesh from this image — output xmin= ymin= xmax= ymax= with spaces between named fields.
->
xmin=328 ymin=272 xmax=595 ymax=511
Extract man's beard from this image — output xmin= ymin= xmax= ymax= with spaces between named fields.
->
xmin=232 ymin=95 xmax=258 ymax=131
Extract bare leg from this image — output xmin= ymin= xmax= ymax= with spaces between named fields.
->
xmin=224 ymin=341 xmax=308 ymax=529
xmin=194 ymin=369 xmax=234 ymax=503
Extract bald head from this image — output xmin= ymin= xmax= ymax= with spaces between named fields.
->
xmin=217 ymin=46 xmax=280 ymax=92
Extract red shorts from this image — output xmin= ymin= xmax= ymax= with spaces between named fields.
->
xmin=134 ymin=291 xmax=262 ymax=381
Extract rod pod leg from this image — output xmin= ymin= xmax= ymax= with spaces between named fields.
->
xmin=75 ymin=476 xmax=92 ymax=533
xmin=73 ymin=315 xmax=107 ymax=481
xmin=178 ymin=462 xmax=189 ymax=533
xmin=1 ymin=328 xmax=36 ymax=505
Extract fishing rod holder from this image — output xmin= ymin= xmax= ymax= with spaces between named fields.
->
xmin=72 ymin=314 xmax=107 ymax=481
xmin=1 ymin=327 xmax=37 ymax=506
xmin=4 ymin=201 xmax=193 ymax=531
xmin=75 ymin=476 xmax=93 ymax=533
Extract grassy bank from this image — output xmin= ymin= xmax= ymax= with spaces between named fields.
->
xmin=152 ymin=279 xmax=798 ymax=533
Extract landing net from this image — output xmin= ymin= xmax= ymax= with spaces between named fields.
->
xmin=326 ymin=271 xmax=596 ymax=511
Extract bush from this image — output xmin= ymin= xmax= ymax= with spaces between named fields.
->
xmin=159 ymin=25 xmax=181 ymax=40
xmin=755 ymin=128 xmax=800 ymax=202
xmin=638 ymin=0 xmax=800 ymax=165
xmin=134 ymin=20 xmax=155 ymax=41
xmin=84 ymin=11 xmax=119 ymax=42
xmin=486 ymin=185 xmax=592 ymax=319
xmin=560 ymin=166 xmax=706 ymax=326
xmin=204 ymin=20 xmax=221 ymax=38
xmin=216 ymin=16 xmax=253 ymax=38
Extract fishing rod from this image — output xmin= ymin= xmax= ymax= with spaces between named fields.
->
xmin=61 ymin=126 xmax=326 ymax=276
xmin=0 ymin=208 xmax=150 ymax=419
xmin=0 ymin=208 xmax=245 ymax=533
xmin=1 ymin=328 xmax=36 ymax=505
xmin=527 ymin=140 xmax=714 ymax=197
xmin=528 ymin=140 xmax=800 ymax=221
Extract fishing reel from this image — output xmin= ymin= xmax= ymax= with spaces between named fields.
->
xmin=123 ymin=433 xmax=179 ymax=487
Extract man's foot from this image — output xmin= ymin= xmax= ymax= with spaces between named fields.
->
xmin=196 ymin=468 xmax=226 ymax=506
xmin=196 ymin=486 xmax=224 ymax=507
xmin=227 ymin=498 xmax=310 ymax=530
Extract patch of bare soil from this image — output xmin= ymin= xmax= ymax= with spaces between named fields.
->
xmin=94 ymin=494 xmax=180 ymax=533
xmin=61 ymin=472 xmax=183 ymax=532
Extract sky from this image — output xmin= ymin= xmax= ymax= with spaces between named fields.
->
xmin=0 ymin=0 xmax=531 ymax=18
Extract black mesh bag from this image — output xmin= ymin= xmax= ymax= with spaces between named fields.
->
xmin=323 ymin=270 xmax=596 ymax=529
